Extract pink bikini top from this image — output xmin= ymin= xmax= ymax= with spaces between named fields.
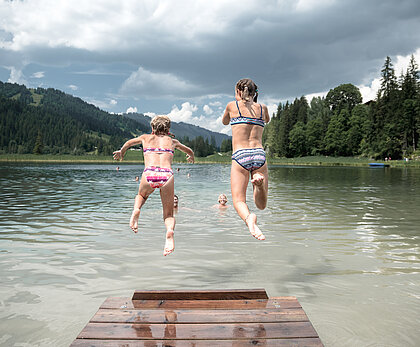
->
xmin=143 ymin=147 xmax=174 ymax=155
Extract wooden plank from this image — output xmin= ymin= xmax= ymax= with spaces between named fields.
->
xmin=132 ymin=289 xmax=269 ymax=300
xmin=71 ymin=337 xmax=324 ymax=346
xmin=77 ymin=322 xmax=318 ymax=340
xmin=100 ymin=298 xmax=301 ymax=310
xmin=90 ymin=308 xmax=309 ymax=323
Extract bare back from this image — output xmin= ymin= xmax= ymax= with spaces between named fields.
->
xmin=223 ymin=100 xmax=270 ymax=151
xmin=141 ymin=134 xmax=175 ymax=168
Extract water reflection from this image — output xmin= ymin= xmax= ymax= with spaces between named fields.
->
xmin=0 ymin=164 xmax=419 ymax=346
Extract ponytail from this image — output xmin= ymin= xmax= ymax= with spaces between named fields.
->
xmin=236 ymin=78 xmax=258 ymax=102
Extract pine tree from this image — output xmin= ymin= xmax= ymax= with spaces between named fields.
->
xmin=379 ymin=56 xmax=398 ymax=101
xmin=33 ymin=130 xmax=43 ymax=154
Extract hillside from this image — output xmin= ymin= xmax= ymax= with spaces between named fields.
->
xmin=0 ymin=81 xmax=230 ymax=156
xmin=124 ymin=113 xmax=229 ymax=147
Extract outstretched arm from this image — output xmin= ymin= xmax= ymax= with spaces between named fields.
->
xmin=113 ymin=135 xmax=144 ymax=161
xmin=173 ymin=139 xmax=195 ymax=163
xmin=262 ymin=104 xmax=270 ymax=124
xmin=222 ymin=103 xmax=231 ymax=125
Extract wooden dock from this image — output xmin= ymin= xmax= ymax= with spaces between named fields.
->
xmin=71 ymin=289 xmax=323 ymax=346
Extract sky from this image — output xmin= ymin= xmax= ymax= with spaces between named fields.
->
xmin=1 ymin=0 xmax=420 ymax=134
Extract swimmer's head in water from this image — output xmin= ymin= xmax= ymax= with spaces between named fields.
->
xmin=218 ymin=194 xmax=228 ymax=205
xmin=236 ymin=78 xmax=258 ymax=102
xmin=151 ymin=115 xmax=171 ymax=135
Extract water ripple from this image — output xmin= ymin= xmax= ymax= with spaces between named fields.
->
xmin=0 ymin=164 xmax=419 ymax=346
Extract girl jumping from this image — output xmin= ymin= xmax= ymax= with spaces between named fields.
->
xmin=113 ymin=115 xmax=194 ymax=256
xmin=222 ymin=78 xmax=270 ymax=240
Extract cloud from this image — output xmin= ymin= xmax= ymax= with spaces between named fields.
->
xmin=126 ymin=106 xmax=138 ymax=113
xmin=167 ymin=102 xmax=198 ymax=123
xmin=203 ymin=105 xmax=213 ymax=115
xmin=110 ymin=99 xmax=117 ymax=105
xmin=31 ymin=71 xmax=44 ymax=78
xmin=1 ymin=0 xmax=420 ymax=134
xmin=209 ymin=101 xmax=222 ymax=107
xmin=296 ymin=0 xmax=335 ymax=12
xmin=68 ymin=84 xmax=78 ymax=91
xmin=358 ymin=79 xmax=381 ymax=103
xmin=163 ymin=102 xmax=228 ymax=134
xmin=7 ymin=66 xmax=26 ymax=85
xmin=120 ymin=67 xmax=202 ymax=99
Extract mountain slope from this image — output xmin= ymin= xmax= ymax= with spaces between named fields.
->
xmin=123 ymin=113 xmax=229 ymax=147
xmin=0 ymin=81 xmax=230 ymax=155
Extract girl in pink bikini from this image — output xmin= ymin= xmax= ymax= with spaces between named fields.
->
xmin=113 ymin=115 xmax=194 ymax=256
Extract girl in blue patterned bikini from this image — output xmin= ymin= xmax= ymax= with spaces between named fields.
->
xmin=222 ymin=78 xmax=270 ymax=240
xmin=113 ymin=115 xmax=194 ymax=256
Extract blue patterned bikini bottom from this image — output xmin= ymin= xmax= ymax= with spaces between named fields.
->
xmin=232 ymin=148 xmax=266 ymax=172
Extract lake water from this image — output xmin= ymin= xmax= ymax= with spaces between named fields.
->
xmin=0 ymin=163 xmax=419 ymax=346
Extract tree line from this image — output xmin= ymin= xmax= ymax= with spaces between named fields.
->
xmin=263 ymin=55 xmax=420 ymax=159
xmin=2 ymin=55 xmax=419 ymax=159
xmin=0 ymin=82 xmax=149 ymax=155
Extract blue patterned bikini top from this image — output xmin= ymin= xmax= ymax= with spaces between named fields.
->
xmin=230 ymin=101 xmax=265 ymax=127
xmin=143 ymin=147 xmax=174 ymax=155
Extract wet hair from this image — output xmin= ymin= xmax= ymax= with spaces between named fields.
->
xmin=236 ymin=78 xmax=258 ymax=102
xmin=174 ymin=194 xmax=178 ymax=200
xmin=218 ymin=193 xmax=227 ymax=201
xmin=151 ymin=115 xmax=171 ymax=135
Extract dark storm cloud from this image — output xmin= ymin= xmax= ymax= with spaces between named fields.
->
xmin=129 ymin=0 xmax=420 ymax=99
xmin=1 ymin=0 xmax=420 ymax=105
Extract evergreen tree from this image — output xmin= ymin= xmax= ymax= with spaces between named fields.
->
xmin=289 ymin=121 xmax=307 ymax=157
xmin=347 ymin=104 xmax=369 ymax=155
xmin=220 ymin=138 xmax=232 ymax=152
xmin=375 ymin=56 xmax=403 ymax=158
xmin=379 ymin=56 xmax=398 ymax=100
xmin=33 ymin=130 xmax=43 ymax=154
xmin=324 ymin=109 xmax=349 ymax=156
xmin=400 ymin=55 xmax=419 ymax=153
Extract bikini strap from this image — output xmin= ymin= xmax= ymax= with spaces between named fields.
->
xmin=235 ymin=100 xmax=242 ymax=117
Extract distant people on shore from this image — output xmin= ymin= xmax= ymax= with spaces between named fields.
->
xmin=113 ymin=115 xmax=194 ymax=256
xmin=222 ymin=78 xmax=270 ymax=240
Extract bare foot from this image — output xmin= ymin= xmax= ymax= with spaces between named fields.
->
xmin=130 ymin=208 xmax=140 ymax=233
xmin=251 ymin=173 xmax=264 ymax=187
xmin=163 ymin=230 xmax=175 ymax=256
xmin=245 ymin=213 xmax=265 ymax=240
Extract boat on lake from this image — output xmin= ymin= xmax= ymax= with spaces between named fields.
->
xmin=369 ymin=163 xmax=390 ymax=167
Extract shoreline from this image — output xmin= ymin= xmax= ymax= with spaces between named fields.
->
xmin=0 ymin=154 xmax=419 ymax=167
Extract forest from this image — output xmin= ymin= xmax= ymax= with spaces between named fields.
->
xmin=1 ymin=55 xmax=419 ymax=160
xmin=0 ymin=82 xmax=220 ymax=156
xmin=0 ymin=83 xmax=150 ymax=156
xmin=263 ymin=55 xmax=420 ymax=159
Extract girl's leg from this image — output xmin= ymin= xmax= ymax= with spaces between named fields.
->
xmin=159 ymin=175 xmax=175 ymax=256
xmin=251 ymin=163 xmax=268 ymax=210
xmin=130 ymin=174 xmax=154 ymax=233
xmin=231 ymin=161 xmax=265 ymax=240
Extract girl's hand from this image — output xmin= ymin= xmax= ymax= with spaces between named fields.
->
xmin=113 ymin=150 xmax=123 ymax=161
xmin=186 ymin=154 xmax=194 ymax=163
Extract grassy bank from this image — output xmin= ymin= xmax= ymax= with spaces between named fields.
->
xmin=1 ymin=153 xmax=419 ymax=167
